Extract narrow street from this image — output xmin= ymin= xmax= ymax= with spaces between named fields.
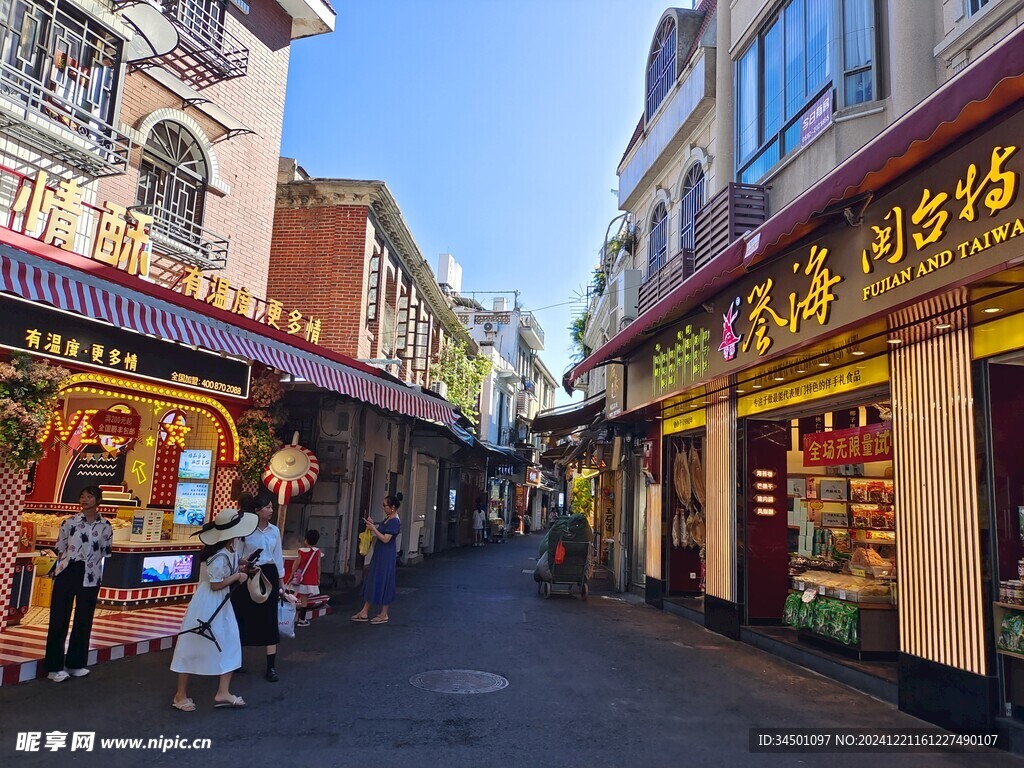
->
xmin=0 ymin=533 xmax=1018 ymax=767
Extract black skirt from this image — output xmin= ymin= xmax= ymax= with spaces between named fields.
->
xmin=231 ymin=562 xmax=280 ymax=646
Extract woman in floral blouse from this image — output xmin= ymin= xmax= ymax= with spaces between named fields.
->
xmin=44 ymin=485 xmax=113 ymax=682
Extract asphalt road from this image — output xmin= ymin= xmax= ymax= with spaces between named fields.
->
xmin=0 ymin=533 xmax=1020 ymax=767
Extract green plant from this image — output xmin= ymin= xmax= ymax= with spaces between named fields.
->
xmin=0 ymin=353 xmax=68 ymax=470
xmin=236 ymin=368 xmax=286 ymax=483
xmin=429 ymin=340 xmax=491 ymax=425
xmin=591 ymin=268 xmax=607 ymax=297
xmin=568 ymin=314 xmax=592 ymax=362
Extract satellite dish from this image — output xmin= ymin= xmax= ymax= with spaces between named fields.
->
xmin=122 ymin=3 xmax=179 ymax=62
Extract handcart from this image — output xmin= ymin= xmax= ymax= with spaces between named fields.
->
xmin=489 ymin=518 xmax=506 ymax=543
xmin=537 ymin=540 xmax=591 ymax=600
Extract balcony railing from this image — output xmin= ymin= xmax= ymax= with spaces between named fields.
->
xmin=132 ymin=0 xmax=249 ymax=83
xmin=519 ymin=310 xmax=545 ymax=349
xmin=638 ymin=248 xmax=694 ymax=317
xmin=0 ymin=62 xmax=131 ymax=177
xmin=133 ymin=203 xmax=228 ymax=270
xmin=693 ymin=182 xmax=768 ymax=271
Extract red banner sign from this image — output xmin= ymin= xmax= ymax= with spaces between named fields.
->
xmin=92 ymin=409 xmax=141 ymax=439
xmin=802 ymin=423 xmax=893 ymax=467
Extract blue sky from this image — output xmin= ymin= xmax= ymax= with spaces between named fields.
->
xmin=281 ymin=1 xmax=677 ymax=406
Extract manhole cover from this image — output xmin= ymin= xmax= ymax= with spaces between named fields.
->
xmin=409 ymin=669 xmax=509 ymax=695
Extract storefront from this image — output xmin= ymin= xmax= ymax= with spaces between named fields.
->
xmin=660 ymin=410 xmax=707 ymax=609
xmin=0 ymin=169 xmax=459 ymax=639
xmin=571 ymin=33 xmax=1024 ymax=729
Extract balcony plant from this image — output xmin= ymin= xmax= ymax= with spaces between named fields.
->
xmin=0 ymin=353 xmax=69 ymax=470
xmin=430 ymin=340 xmax=491 ymax=426
xmin=236 ymin=368 xmax=285 ymax=483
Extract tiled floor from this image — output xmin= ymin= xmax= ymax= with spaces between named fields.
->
xmin=1 ymin=597 xmax=329 ymax=686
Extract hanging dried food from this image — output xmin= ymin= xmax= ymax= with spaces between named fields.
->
xmin=671 ymin=510 xmax=681 ymax=548
xmin=678 ymin=510 xmax=692 ymax=548
xmin=673 ymin=444 xmax=692 ymax=512
xmin=689 ymin=444 xmax=705 ymax=508
xmin=690 ymin=512 xmax=706 ymax=548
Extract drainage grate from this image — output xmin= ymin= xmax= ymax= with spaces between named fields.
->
xmin=409 ymin=669 xmax=509 ymax=695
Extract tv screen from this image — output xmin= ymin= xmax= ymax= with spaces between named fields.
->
xmin=173 ymin=482 xmax=210 ymax=526
xmin=178 ymin=449 xmax=213 ymax=480
xmin=141 ymin=554 xmax=194 ymax=583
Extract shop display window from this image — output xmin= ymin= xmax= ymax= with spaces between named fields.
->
xmin=665 ymin=434 xmax=706 ymax=595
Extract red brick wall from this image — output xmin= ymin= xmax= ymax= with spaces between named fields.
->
xmin=267 ymin=204 xmax=373 ymax=358
xmin=99 ymin=0 xmax=293 ymax=297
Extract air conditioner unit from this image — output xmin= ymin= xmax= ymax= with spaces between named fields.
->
xmin=483 ymin=322 xmax=494 ymax=332
xmin=429 ymin=380 xmax=448 ymax=399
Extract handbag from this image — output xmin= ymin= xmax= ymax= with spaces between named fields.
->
xmin=554 ymin=540 xmax=566 ymax=566
xmin=278 ymin=598 xmax=296 ymax=639
xmin=288 ymin=550 xmax=317 ymax=586
xmin=358 ymin=528 xmax=374 ymax=556
xmin=247 ymin=566 xmax=272 ymax=604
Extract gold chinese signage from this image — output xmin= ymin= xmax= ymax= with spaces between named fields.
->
xmin=663 ymin=409 xmax=706 ymax=436
xmin=8 ymin=170 xmax=323 ymax=346
xmin=737 ymin=356 xmax=888 ymax=418
xmin=628 ymin=105 xmax=1024 ymax=412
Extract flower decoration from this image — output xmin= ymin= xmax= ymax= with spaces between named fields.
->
xmin=0 ymin=353 xmax=69 ymax=470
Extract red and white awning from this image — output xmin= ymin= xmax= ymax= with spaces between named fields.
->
xmin=0 ymin=250 xmax=456 ymax=425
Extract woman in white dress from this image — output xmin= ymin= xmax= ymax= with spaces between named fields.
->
xmin=171 ymin=508 xmax=258 ymax=711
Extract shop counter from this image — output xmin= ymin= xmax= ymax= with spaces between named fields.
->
xmin=98 ymin=540 xmax=203 ymax=608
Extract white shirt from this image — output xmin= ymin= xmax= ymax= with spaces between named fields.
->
xmin=473 ymin=509 xmax=486 ymax=530
xmin=240 ymin=524 xmax=284 ymax=573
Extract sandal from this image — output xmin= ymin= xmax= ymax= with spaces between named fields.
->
xmin=350 ymin=613 xmax=369 ymax=622
xmin=370 ymin=616 xmax=389 ymax=625
xmin=213 ymin=695 xmax=246 ymax=709
xmin=172 ymin=698 xmax=196 ymax=712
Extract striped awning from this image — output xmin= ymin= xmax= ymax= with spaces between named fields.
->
xmin=0 ymin=248 xmax=457 ymax=425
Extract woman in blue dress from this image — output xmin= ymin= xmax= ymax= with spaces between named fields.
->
xmin=351 ymin=493 xmax=402 ymax=625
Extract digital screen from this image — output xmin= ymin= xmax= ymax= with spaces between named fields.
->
xmin=449 ymin=489 xmax=457 ymax=511
xmin=174 ymin=482 xmax=209 ymax=526
xmin=141 ymin=554 xmax=194 ymax=583
xmin=178 ymin=449 xmax=213 ymax=480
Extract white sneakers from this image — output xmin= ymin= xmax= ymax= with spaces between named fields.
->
xmin=47 ymin=668 xmax=89 ymax=682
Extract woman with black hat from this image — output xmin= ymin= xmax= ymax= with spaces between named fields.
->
xmin=232 ymin=491 xmax=285 ymax=681
xmin=171 ymin=507 xmax=258 ymax=711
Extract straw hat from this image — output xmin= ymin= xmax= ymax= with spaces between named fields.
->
xmin=195 ymin=509 xmax=259 ymax=546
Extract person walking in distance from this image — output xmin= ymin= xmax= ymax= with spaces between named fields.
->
xmin=472 ymin=498 xmax=486 ymax=547
xmin=44 ymin=486 xmax=113 ymax=682
xmin=351 ymin=493 xmax=402 ymax=625
xmin=232 ymin=491 xmax=284 ymax=682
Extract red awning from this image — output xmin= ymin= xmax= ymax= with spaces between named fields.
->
xmin=568 ymin=21 xmax=1024 ymax=390
xmin=0 ymin=246 xmax=457 ymax=425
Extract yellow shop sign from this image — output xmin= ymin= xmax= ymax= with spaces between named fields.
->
xmin=738 ymin=355 xmax=888 ymax=417
xmin=663 ymin=409 xmax=706 ymax=435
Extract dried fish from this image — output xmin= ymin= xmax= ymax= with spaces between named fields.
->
xmin=689 ymin=444 xmax=706 ymax=508
xmin=671 ymin=510 xmax=681 ymax=548
xmin=673 ymin=445 xmax=692 ymax=512
xmin=690 ymin=512 xmax=706 ymax=548
xmin=678 ymin=510 xmax=691 ymax=549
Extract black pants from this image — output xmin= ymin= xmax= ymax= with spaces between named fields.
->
xmin=44 ymin=561 xmax=100 ymax=672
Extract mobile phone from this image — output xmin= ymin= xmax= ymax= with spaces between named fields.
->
xmin=247 ymin=547 xmax=264 ymax=564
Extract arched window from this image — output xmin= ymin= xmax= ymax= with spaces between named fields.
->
xmin=646 ymin=18 xmax=677 ymax=121
xmin=648 ymin=202 xmax=668 ymax=277
xmin=679 ymin=164 xmax=705 ymax=252
xmin=135 ymin=120 xmax=209 ymax=241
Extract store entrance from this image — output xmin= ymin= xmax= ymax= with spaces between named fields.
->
xmin=663 ymin=433 xmax=706 ymax=610
xmin=742 ymin=398 xmax=898 ymax=681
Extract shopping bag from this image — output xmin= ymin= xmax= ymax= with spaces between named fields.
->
xmin=554 ymin=540 xmax=566 ymax=566
xmin=278 ymin=598 xmax=296 ymax=639
xmin=358 ymin=528 xmax=374 ymax=556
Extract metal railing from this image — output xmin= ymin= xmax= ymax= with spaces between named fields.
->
xmin=519 ymin=311 xmax=545 ymax=345
xmin=0 ymin=61 xmax=131 ymax=177
xmin=160 ymin=0 xmax=249 ymax=81
xmin=132 ymin=203 xmax=228 ymax=270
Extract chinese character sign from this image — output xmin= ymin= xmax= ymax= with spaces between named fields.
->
xmin=802 ymin=423 xmax=893 ymax=467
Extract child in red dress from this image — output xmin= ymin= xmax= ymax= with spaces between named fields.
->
xmin=289 ymin=529 xmax=322 ymax=627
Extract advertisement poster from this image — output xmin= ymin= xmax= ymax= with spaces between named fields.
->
xmin=178 ymin=449 xmax=213 ymax=480
xmin=173 ymin=482 xmax=210 ymax=525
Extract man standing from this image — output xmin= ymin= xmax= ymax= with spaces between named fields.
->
xmin=45 ymin=485 xmax=113 ymax=682
xmin=472 ymin=498 xmax=487 ymax=547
